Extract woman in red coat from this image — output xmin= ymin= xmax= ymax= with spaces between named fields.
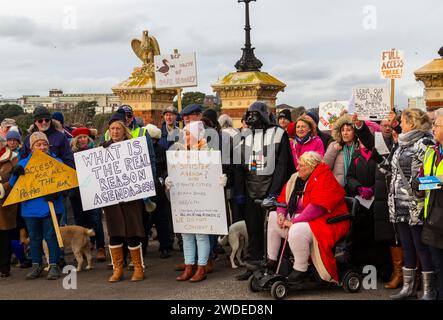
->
xmin=267 ymin=151 xmax=349 ymax=283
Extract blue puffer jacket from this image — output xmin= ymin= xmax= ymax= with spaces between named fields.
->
xmin=21 ymin=124 xmax=75 ymax=169
xmin=9 ymin=152 xmax=64 ymax=218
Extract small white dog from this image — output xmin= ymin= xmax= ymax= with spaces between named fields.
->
xmin=218 ymin=220 xmax=248 ymax=269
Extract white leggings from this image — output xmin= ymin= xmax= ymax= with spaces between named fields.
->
xmin=267 ymin=211 xmax=313 ymax=272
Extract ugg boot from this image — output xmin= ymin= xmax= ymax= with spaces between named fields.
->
xmin=384 ymin=247 xmax=403 ymax=289
xmin=128 ymin=244 xmax=145 ymax=282
xmin=421 ymin=271 xmax=437 ymax=300
xmin=189 ymin=265 xmax=207 ymax=282
xmin=176 ymin=265 xmax=194 ymax=281
xmin=390 ymin=268 xmax=417 ymax=300
xmin=108 ymin=244 xmax=124 ymax=282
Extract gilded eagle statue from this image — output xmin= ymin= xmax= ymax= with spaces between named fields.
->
xmin=131 ymin=30 xmax=160 ymax=66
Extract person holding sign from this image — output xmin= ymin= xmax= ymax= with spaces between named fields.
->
xmin=101 ymin=112 xmax=146 ymax=283
xmin=420 ymin=108 xmax=443 ymax=300
xmin=8 ymin=132 xmax=64 ymax=280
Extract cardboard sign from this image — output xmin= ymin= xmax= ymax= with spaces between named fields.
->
xmin=166 ymin=150 xmax=228 ymax=235
xmin=74 ymin=137 xmax=156 ymax=210
xmin=352 ymin=87 xmax=390 ymax=121
xmin=318 ymin=101 xmax=349 ymax=131
xmin=3 ymin=150 xmax=78 ymax=206
xmin=380 ymin=49 xmax=404 ymax=79
xmin=154 ymin=52 xmax=197 ymax=88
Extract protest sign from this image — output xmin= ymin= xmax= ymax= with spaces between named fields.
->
xmin=3 ymin=150 xmax=78 ymax=206
xmin=380 ymin=49 xmax=404 ymax=79
xmin=318 ymin=101 xmax=349 ymax=131
xmin=154 ymin=52 xmax=197 ymax=88
xmin=166 ymin=150 xmax=228 ymax=235
xmin=74 ymin=136 xmax=156 ymax=211
xmin=352 ymin=87 xmax=390 ymax=121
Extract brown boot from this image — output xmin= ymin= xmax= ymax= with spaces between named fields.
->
xmin=175 ymin=262 xmax=196 ymax=271
xmin=96 ymin=247 xmax=106 ymax=262
xmin=385 ymin=247 xmax=403 ymax=289
xmin=206 ymin=258 xmax=214 ymax=274
xmin=108 ymin=244 xmax=124 ymax=282
xmin=190 ymin=265 xmax=207 ymax=282
xmin=128 ymin=244 xmax=145 ymax=282
xmin=176 ymin=265 xmax=194 ymax=281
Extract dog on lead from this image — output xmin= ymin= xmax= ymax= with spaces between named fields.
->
xmin=43 ymin=225 xmax=95 ymax=272
xmin=218 ymin=220 xmax=248 ymax=269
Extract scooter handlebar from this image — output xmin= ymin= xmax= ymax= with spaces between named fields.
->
xmin=254 ymin=198 xmax=287 ymax=209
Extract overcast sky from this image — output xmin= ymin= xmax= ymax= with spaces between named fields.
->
xmin=0 ymin=0 xmax=442 ymax=109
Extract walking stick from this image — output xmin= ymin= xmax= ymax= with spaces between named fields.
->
xmin=48 ymin=201 xmax=64 ymax=248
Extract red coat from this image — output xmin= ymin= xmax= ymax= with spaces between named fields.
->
xmin=278 ymin=162 xmax=349 ymax=282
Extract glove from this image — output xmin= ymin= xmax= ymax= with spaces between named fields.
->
xmin=262 ymin=196 xmax=276 ymax=209
xmin=13 ymin=165 xmax=25 ymax=177
xmin=410 ymin=177 xmax=420 ymax=192
xmin=234 ymin=194 xmax=246 ymax=206
xmin=0 ymin=183 xmax=5 ymax=200
xmin=357 ymin=186 xmax=374 ymax=200
xmin=44 ymin=193 xmax=60 ymax=202
xmin=219 ymin=174 xmax=227 ymax=187
xmin=164 ymin=176 xmax=174 ymax=190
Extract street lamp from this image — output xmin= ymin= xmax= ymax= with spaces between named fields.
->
xmin=235 ymin=0 xmax=263 ymax=72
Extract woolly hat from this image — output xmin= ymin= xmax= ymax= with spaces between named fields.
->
xmin=1 ymin=118 xmax=17 ymax=128
xmin=145 ymin=124 xmax=161 ymax=140
xmin=278 ymin=109 xmax=292 ymax=122
xmin=6 ymin=130 xmax=21 ymax=142
xmin=108 ymin=111 xmax=126 ymax=125
xmin=30 ymin=132 xmax=49 ymax=149
xmin=306 ymin=111 xmax=320 ymax=126
xmin=52 ymin=111 xmax=64 ymax=125
xmin=72 ymin=127 xmax=91 ymax=138
xmin=33 ymin=106 xmax=51 ymax=121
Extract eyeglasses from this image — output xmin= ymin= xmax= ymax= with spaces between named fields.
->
xmin=126 ymin=114 xmax=133 ymax=119
xmin=36 ymin=118 xmax=51 ymax=124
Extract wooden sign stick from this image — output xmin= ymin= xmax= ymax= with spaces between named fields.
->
xmin=47 ymin=201 xmax=64 ymax=248
xmin=391 ymin=79 xmax=395 ymax=111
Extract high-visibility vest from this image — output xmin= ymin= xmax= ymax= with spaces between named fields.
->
xmin=104 ymin=127 xmax=147 ymax=141
xmin=423 ymin=145 xmax=443 ymax=219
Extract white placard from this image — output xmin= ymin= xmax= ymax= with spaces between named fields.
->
xmin=352 ymin=87 xmax=390 ymax=121
xmin=154 ymin=52 xmax=197 ymax=88
xmin=380 ymin=49 xmax=404 ymax=79
xmin=74 ymin=136 xmax=156 ymax=210
xmin=374 ymin=132 xmax=390 ymax=155
xmin=318 ymin=101 xmax=349 ymax=131
xmin=166 ymin=150 xmax=228 ymax=235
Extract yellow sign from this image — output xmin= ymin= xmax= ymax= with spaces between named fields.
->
xmin=3 ymin=150 xmax=79 ymax=206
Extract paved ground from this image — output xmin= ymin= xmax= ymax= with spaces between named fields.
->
xmin=0 ymin=240 xmax=395 ymax=300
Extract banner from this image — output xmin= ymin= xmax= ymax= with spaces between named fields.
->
xmin=3 ymin=150 xmax=78 ymax=206
xmin=166 ymin=150 xmax=228 ymax=235
xmin=380 ymin=49 xmax=404 ymax=79
xmin=352 ymin=87 xmax=390 ymax=121
xmin=154 ymin=52 xmax=197 ymax=88
xmin=74 ymin=137 xmax=156 ymax=210
xmin=318 ymin=101 xmax=349 ymax=131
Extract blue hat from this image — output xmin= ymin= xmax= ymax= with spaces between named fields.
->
xmin=52 ymin=111 xmax=64 ymax=125
xmin=108 ymin=111 xmax=126 ymax=125
xmin=6 ymin=130 xmax=21 ymax=142
xmin=306 ymin=111 xmax=319 ymax=126
xmin=118 ymin=104 xmax=133 ymax=115
xmin=181 ymin=104 xmax=202 ymax=117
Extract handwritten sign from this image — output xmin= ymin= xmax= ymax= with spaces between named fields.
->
xmin=352 ymin=87 xmax=390 ymax=121
xmin=154 ymin=52 xmax=197 ymax=88
xmin=74 ymin=137 xmax=156 ymax=210
xmin=318 ymin=101 xmax=349 ymax=131
xmin=380 ymin=49 xmax=404 ymax=79
xmin=166 ymin=150 xmax=228 ymax=235
xmin=3 ymin=150 xmax=78 ymax=206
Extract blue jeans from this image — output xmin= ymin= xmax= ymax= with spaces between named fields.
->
xmin=182 ymin=233 xmax=210 ymax=266
xmin=24 ymin=216 xmax=60 ymax=265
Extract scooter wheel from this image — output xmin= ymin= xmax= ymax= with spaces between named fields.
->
xmin=342 ymin=271 xmax=362 ymax=293
xmin=248 ymin=274 xmax=261 ymax=292
xmin=271 ymin=281 xmax=288 ymax=300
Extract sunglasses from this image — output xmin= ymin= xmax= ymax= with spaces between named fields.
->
xmin=126 ymin=114 xmax=133 ymax=118
xmin=36 ymin=118 xmax=51 ymax=124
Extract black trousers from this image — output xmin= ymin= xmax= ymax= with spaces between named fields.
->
xmin=0 ymin=230 xmax=12 ymax=273
xmin=429 ymin=245 xmax=443 ymax=300
xmin=244 ymin=196 xmax=266 ymax=261
xmin=150 ymin=196 xmax=174 ymax=251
